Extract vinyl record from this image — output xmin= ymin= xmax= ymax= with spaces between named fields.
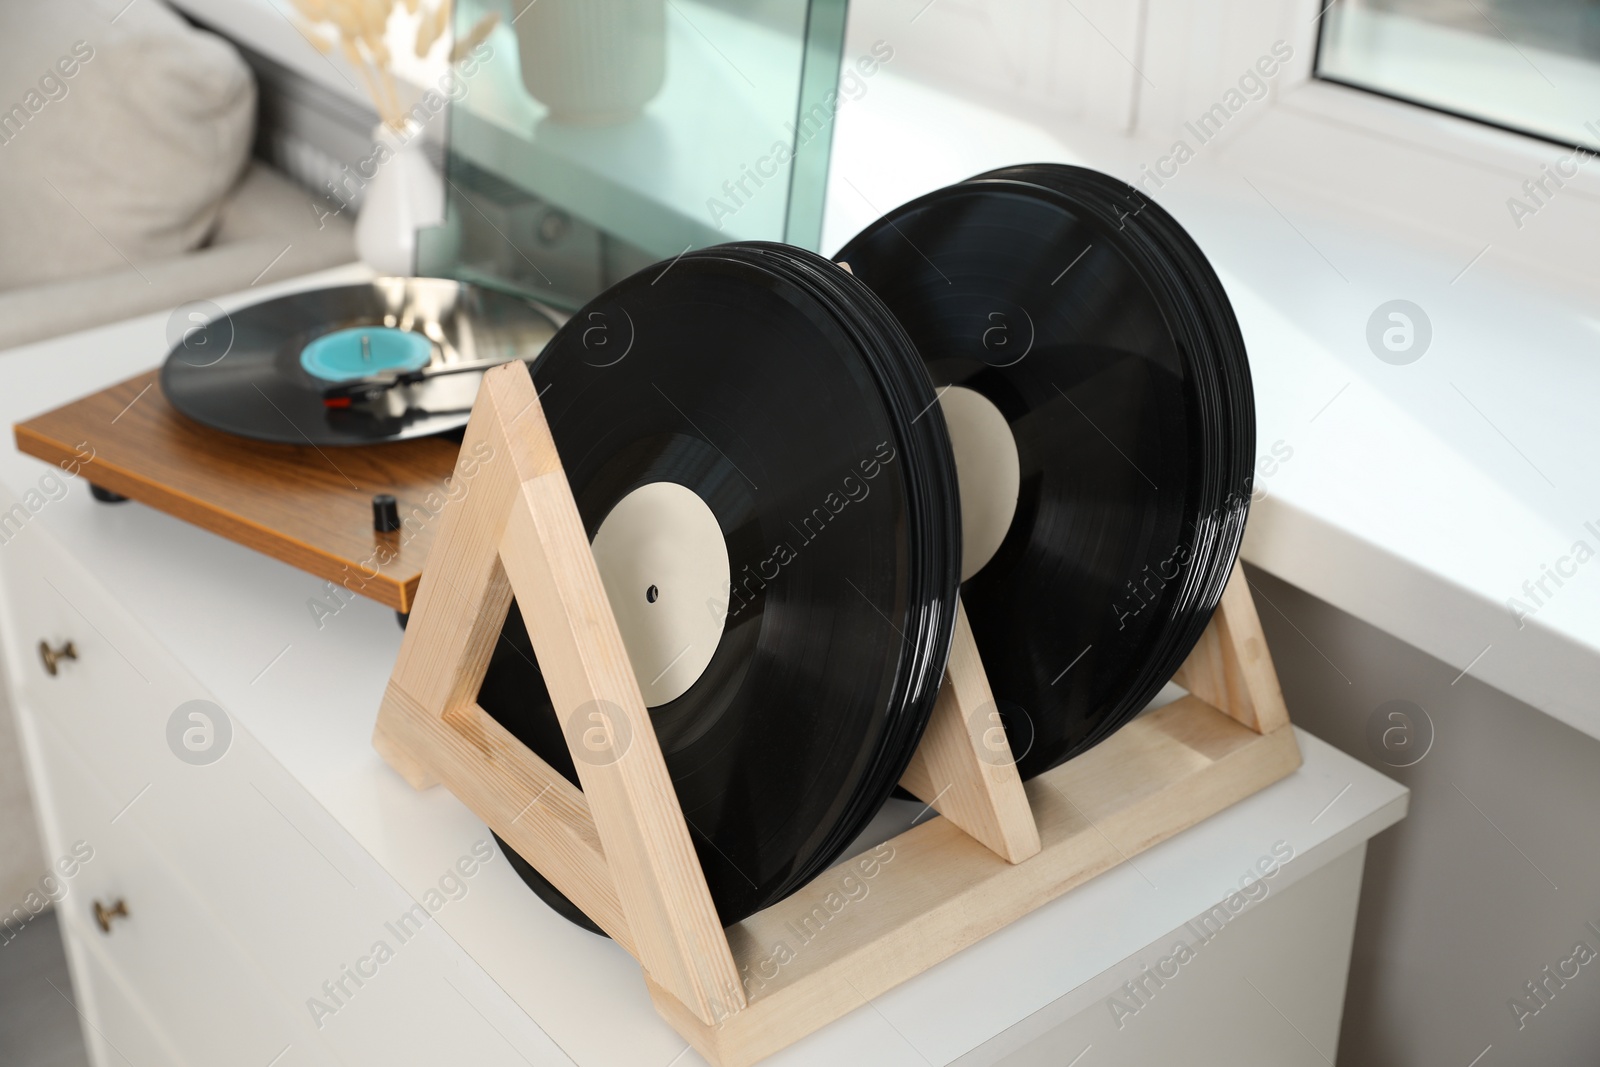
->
xmin=477 ymin=243 xmax=960 ymax=927
xmin=838 ymin=164 xmax=1255 ymax=779
xmin=160 ymin=278 xmax=560 ymax=445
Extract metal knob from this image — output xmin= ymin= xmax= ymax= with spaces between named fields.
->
xmin=39 ymin=640 xmax=77 ymax=676
xmin=93 ymin=898 xmax=128 ymax=934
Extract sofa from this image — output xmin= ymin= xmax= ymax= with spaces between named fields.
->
xmin=0 ymin=0 xmax=355 ymax=351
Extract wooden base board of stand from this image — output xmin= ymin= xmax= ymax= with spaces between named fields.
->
xmin=651 ymin=702 xmax=1300 ymax=1066
xmin=372 ymin=362 xmax=1302 ymax=1066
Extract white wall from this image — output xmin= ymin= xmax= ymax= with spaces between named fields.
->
xmin=846 ymin=0 xmax=1319 ymax=143
xmin=847 ymin=0 xmax=1144 ymax=131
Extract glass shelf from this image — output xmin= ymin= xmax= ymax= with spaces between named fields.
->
xmin=421 ymin=0 xmax=847 ymax=308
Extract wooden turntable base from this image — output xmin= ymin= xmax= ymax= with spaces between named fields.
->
xmin=14 ymin=369 xmax=464 ymax=612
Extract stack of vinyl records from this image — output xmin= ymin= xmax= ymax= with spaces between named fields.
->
xmin=159 ymin=165 xmax=1255 ymax=929
xmin=837 ymin=164 xmax=1255 ymax=780
xmin=477 ymin=242 xmax=963 ymax=928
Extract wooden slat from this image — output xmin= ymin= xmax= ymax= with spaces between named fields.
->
xmin=898 ymin=600 xmax=1040 ymax=863
xmin=14 ymin=370 xmax=461 ymax=611
xmin=651 ymin=700 xmax=1302 ymax=1067
xmin=378 ymin=373 xmax=521 ymax=728
xmin=371 ymin=728 xmax=438 ymax=790
xmin=1173 ymin=562 xmax=1290 ymax=734
xmin=372 ymin=367 xmax=635 ymax=944
xmin=379 ymin=693 xmax=633 ymax=947
xmin=495 ymin=413 xmax=743 ymax=1024
xmin=374 ymin=363 xmax=744 ymax=1026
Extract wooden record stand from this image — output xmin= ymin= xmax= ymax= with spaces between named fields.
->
xmin=373 ymin=363 xmax=1302 ymax=1067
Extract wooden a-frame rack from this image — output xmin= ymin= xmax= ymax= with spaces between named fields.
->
xmin=373 ymin=363 xmax=1303 ymax=1067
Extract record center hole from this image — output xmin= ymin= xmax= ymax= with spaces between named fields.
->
xmin=646 ymin=584 xmax=659 ymax=603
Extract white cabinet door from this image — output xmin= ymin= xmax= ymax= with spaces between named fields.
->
xmin=57 ymin=928 xmax=189 ymax=1067
xmin=0 ymin=520 xmax=411 ymax=1010
xmin=0 ymin=522 xmax=569 ymax=1067
xmin=1 ymin=518 xmax=208 ymax=796
xmin=20 ymin=703 xmax=341 ymax=1067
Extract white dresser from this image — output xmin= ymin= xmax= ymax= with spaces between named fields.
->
xmin=0 ymin=267 xmax=1407 ymax=1067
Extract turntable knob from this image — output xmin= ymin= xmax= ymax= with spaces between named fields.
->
xmin=373 ymin=493 xmax=401 ymax=534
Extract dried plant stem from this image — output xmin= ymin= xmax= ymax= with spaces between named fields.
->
xmin=381 ymin=66 xmax=406 ymax=131
xmin=450 ymin=12 xmax=498 ymax=63
xmin=291 ymin=17 xmax=335 ymax=54
xmin=303 ymin=0 xmax=470 ymax=134
xmin=345 ymin=40 xmax=396 ymax=129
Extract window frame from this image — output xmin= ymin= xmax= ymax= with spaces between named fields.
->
xmin=1310 ymin=0 xmax=1600 ymax=156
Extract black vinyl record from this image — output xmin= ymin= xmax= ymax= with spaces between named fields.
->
xmin=160 ymin=279 xmax=559 ymax=445
xmin=478 ymin=243 xmax=960 ymax=927
xmin=838 ymin=164 xmax=1255 ymax=779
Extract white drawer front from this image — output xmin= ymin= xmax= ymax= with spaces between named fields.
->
xmin=22 ymin=704 xmax=340 ymax=1067
xmin=2 ymin=523 xmax=567 ymax=1066
xmin=59 ymin=930 xmax=188 ymax=1067
xmin=27 ymin=702 xmax=572 ymax=1066
xmin=0 ymin=521 xmax=201 ymax=806
xmin=0 ymin=523 xmax=408 ymax=997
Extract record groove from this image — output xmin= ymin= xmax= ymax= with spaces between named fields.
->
xmin=477 ymin=243 xmax=960 ymax=926
xmin=161 ymin=279 xmax=560 ymax=445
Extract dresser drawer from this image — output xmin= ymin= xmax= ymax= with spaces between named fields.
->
xmin=26 ymin=697 xmax=563 ymax=1066
xmin=0 ymin=523 xmax=409 ymax=998
xmin=0 ymin=520 xmax=202 ymax=806
xmin=21 ymin=703 xmax=339 ymax=1067
xmin=59 ymin=930 xmax=187 ymax=1067
xmin=2 ymin=523 xmax=559 ymax=1065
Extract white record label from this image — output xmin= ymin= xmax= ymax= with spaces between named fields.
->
xmin=591 ymin=481 xmax=730 ymax=707
xmin=940 ymin=385 xmax=1021 ymax=581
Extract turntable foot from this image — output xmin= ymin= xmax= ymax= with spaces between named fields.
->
xmin=396 ymin=611 xmax=409 ymax=630
xmin=89 ymin=484 xmax=129 ymax=504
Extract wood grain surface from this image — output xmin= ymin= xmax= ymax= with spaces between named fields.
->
xmin=1173 ymin=561 xmax=1292 ymax=734
xmin=14 ymin=369 xmax=464 ymax=611
xmin=374 ymin=363 xmax=745 ymax=1026
xmin=898 ymin=598 xmax=1041 ymax=864
xmin=656 ymin=706 xmax=1302 ymax=1067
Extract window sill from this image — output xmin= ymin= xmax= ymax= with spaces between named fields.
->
xmin=826 ymin=69 xmax=1600 ymax=740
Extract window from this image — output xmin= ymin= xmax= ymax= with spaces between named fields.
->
xmin=1317 ymin=0 xmax=1600 ymax=150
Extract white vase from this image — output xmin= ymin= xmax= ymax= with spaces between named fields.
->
xmin=515 ymin=0 xmax=666 ymax=125
xmin=355 ymin=123 xmax=446 ymax=276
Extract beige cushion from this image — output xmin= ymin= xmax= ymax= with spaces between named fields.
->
xmin=212 ymin=160 xmax=339 ymax=245
xmin=0 ymin=0 xmax=255 ymax=290
xmin=0 ymin=163 xmax=356 ymax=352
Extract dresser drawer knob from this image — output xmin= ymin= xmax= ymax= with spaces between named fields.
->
xmin=38 ymin=640 xmax=77 ymax=676
xmin=93 ymin=898 xmax=129 ymax=934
